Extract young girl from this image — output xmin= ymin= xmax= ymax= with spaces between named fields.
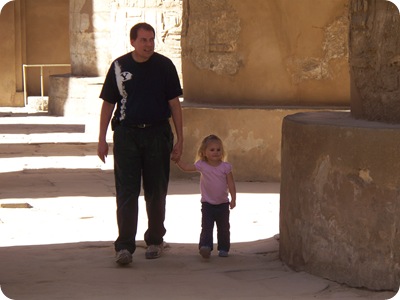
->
xmin=176 ymin=134 xmax=236 ymax=258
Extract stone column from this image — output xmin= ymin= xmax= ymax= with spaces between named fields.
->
xmin=69 ymin=0 xmax=113 ymax=76
xmin=279 ymin=0 xmax=400 ymax=291
xmin=349 ymin=0 xmax=400 ymax=123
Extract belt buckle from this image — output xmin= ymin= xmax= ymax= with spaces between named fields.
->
xmin=137 ymin=123 xmax=147 ymax=128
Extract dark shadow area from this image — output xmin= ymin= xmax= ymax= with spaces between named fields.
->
xmin=0 ymin=112 xmax=51 ymax=117
xmin=0 ymin=238 xmax=392 ymax=299
xmin=236 ymin=182 xmax=280 ymax=193
xmin=0 ymin=238 xmax=275 ymax=252
xmin=0 ymin=168 xmax=277 ymax=200
xmin=0 ymin=142 xmax=101 ymax=157
xmin=0 ymin=238 xmax=283 ymax=300
xmin=0 ymin=168 xmax=115 ymax=199
xmin=0 ymin=124 xmax=85 ymax=134
xmin=169 ymin=179 xmax=280 ymax=195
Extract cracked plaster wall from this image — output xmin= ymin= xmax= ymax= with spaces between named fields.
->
xmin=182 ymin=0 xmax=350 ymax=106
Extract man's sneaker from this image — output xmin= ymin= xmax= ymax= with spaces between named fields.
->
xmin=218 ymin=250 xmax=229 ymax=257
xmin=115 ymin=249 xmax=132 ymax=265
xmin=145 ymin=243 xmax=164 ymax=259
xmin=199 ymin=246 xmax=211 ymax=259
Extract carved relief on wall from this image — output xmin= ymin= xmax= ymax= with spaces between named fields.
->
xmin=69 ymin=0 xmax=183 ymax=77
xmin=182 ymin=0 xmax=241 ymax=75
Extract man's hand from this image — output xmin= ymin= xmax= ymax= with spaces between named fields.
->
xmin=170 ymin=141 xmax=182 ymax=162
xmin=97 ymin=140 xmax=109 ymax=163
xmin=168 ymin=98 xmax=183 ymax=163
xmin=97 ymin=101 xmax=115 ymax=163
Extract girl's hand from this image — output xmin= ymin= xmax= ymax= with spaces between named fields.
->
xmin=230 ymin=200 xmax=236 ymax=209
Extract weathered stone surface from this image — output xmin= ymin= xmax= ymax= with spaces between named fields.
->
xmin=171 ymin=106 xmax=313 ymax=182
xmin=54 ymin=0 xmax=183 ymax=117
xmin=349 ymin=0 xmax=400 ymax=123
xmin=182 ymin=0 xmax=241 ymax=76
xmin=69 ymin=0 xmax=183 ymax=77
xmin=182 ymin=0 xmax=350 ymax=106
xmin=48 ymin=74 xmax=104 ymax=117
xmin=286 ymin=14 xmax=348 ymax=83
xmin=280 ymin=111 xmax=400 ymax=291
xmin=0 ymin=1 xmax=18 ymax=106
xmin=69 ymin=0 xmax=113 ymax=76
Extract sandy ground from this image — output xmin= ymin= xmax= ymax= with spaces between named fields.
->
xmin=0 ymin=107 xmax=397 ymax=300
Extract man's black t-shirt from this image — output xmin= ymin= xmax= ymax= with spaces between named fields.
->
xmin=100 ymin=52 xmax=182 ymax=125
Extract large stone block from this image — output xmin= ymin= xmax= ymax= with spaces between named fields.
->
xmin=48 ymin=74 xmax=104 ymax=117
xmin=280 ymin=111 xmax=400 ymax=291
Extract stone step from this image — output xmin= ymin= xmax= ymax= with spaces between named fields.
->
xmin=0 ymin=143 xmax=114 ymax=173
xmin=0 ymin=107 xmax=106 ymax=144
xmin=0 ymin=107 xmax=113 ymax=171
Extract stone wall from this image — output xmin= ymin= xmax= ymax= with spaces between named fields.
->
xmin=182 ymin=0 xmax=350 ymax=106
xmin=49 ymin=0 xmax=351 ymax=182
xmin=0 ymin=0 xmax=355 ymax=107
xmin=170 ymin=107 xmax=322 ymax=182
xmin=4 ymin=0 xmax=353 ymax=182
xmin=0 ymin=0 xmax=70 ymax=106
xmin=69 ymin=0 xmax=183 ymax=78
xmin=3 ymin=0 xmax=350 ymax=108
xmin=0 ymin=0 xmax=18 ymax=106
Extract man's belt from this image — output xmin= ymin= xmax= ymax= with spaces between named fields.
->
xmin=123 ymin=119 xmax=169 ymax=129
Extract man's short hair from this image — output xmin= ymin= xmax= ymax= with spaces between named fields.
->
xmin=130 ymin=23 xmax=155 ymax=40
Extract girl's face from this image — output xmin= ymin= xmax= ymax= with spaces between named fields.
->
xmin=204 ymin=141 xmax=223 ymax=164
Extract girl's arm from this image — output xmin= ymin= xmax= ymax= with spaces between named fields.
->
xmin=227 ymin=172 xmax=236 ymax=209
xmin=176 ymin=159 xmax=197 ymax=172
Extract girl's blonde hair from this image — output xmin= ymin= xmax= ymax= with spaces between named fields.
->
xmin=196 ymin=134 xmax=226 ymax=162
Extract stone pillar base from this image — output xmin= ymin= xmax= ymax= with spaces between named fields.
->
xmin=48 ymin=74 xmax=104 ymax=117
xmin=280 ymin=111 xmax=400 ymax=291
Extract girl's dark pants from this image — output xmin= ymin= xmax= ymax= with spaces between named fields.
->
xmin=200 ymin=202 xmax=231 ymax=252
xmin=113 ymin=122 xmax=173 ymax=254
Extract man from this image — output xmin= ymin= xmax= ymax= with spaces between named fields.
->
xmin=97 ymin=22 xmax=183 ymax=265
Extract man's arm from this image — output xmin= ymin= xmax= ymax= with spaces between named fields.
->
xmin=169 ymin=97 xmax=183 ymax=162
xmin=97 ymin=101 xmax=115 ymax=163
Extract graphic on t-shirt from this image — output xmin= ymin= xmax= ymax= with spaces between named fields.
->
xmin=114 ymin=61 xmax=132 ymax=121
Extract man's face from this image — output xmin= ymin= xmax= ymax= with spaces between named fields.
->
xmin=131 ymin=28 xmax=155 ymax=62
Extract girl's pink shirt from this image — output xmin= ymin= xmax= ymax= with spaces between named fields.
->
xmin=195 ymin=160 xmax=232 ymax=205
